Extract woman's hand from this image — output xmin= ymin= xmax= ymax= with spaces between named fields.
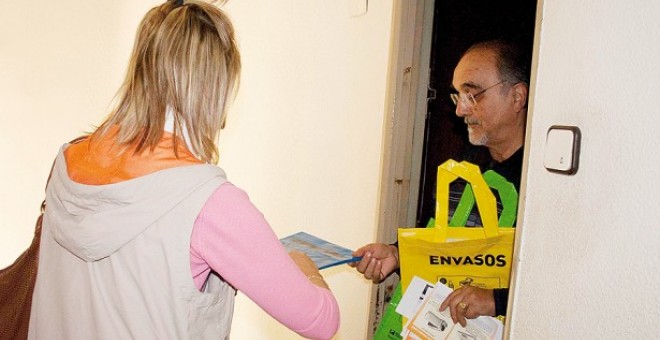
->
xmin=288 ymin=250 xmax=329 ymax=289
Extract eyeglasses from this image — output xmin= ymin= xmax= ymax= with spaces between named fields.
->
xmin=450 ymin=81 xmax=508 ymax=108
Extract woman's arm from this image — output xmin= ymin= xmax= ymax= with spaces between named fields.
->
xmin=190 ymin=183 xmax=339 ymax=340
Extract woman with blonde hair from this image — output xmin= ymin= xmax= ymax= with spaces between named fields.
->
xmin=27 ymin=1 xmax=339 ymax=339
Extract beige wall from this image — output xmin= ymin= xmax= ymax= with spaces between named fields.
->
xmin=508 ymin=0 xmax=660 ymax=338
xmin=0 ymin=1 xmax=393 ymax=339
xmin=221 ymin=1 xmax=394 ymax=338
xmin=0 ymin=1 xmax=155 ymax=260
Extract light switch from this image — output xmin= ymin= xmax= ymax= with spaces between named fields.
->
xmin=543 ymin=125 xmax=581 ymax=175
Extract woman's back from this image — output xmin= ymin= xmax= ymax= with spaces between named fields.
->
xmin=29 ymin=139 xmax=232 ymax=339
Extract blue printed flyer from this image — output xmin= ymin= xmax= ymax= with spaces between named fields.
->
xmin=280 ymin=232 xmax=362 ymax=270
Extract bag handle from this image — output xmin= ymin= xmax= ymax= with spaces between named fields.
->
xmin=435 ymin=160 xmax=499 ymax=238
xmin=449 ymin=170 xmax=518 ymax=228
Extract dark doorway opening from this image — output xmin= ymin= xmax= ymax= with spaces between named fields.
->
xmin=415 ymin=1 xmax=538 ymax=226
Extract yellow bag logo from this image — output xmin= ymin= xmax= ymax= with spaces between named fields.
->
xmin=429 ymin=254 xmax=507 ymax=267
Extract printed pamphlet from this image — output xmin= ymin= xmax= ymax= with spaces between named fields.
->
xmin=399 ymin=276 xmax=503 ymax=340
xmin=280 ymin=231 xmax=361 ymax=269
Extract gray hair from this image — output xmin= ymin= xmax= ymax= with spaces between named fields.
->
xmin=464 ymin=40 xmax=531 ymax=85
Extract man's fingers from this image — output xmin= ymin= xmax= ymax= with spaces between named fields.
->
xmin=456 ymin=301 xmax=469 ymax=327
xmin=439 ymin=291 xmax=455 ymax=311
xmin=354 ymin=253 xmax=372 ymax=273
xmin=362 ymin=257 xmax=378 ymax=280
xmin=371 ymin=260 xmax=382 ymax=284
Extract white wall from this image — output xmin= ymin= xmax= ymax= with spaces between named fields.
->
xmin=0 ymin=1 xmax=393 ymax=339
xmin=508 ymin=0 xmax=660 ymax=338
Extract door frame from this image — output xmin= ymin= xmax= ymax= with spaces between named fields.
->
xmin=372 ymin=1 xmax=542 ymax=338
xmin=368 ymin=0 xmax=434 ymax=336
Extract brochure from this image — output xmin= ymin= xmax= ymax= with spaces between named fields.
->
xmin=280 ymin=231 xmax=362 ymax=269
xmin=399 ymin=276 xmax=503 ymax=340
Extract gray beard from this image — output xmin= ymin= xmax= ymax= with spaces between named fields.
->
xmin=468 ymin=127 xmax=488 ymax=146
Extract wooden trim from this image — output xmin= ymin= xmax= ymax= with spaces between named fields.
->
xmin=367 ymin=0 xmax=435 ymax=337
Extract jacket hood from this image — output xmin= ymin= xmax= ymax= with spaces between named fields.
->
xmin=45 ymin=146 xmax=225 ymax=262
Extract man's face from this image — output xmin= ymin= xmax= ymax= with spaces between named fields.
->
xmin=451 ymin=49 xmax=519 ymax=148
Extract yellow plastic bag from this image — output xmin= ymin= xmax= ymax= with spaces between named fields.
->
xmin=398 ymin=159 xmax=517 ymax=294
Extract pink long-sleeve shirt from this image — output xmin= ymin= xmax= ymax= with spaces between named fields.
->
xmin=190 ymin=182 xmax=340 ymax=339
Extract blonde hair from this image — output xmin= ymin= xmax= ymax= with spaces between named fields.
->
xmin=96 ymin=0 xmax=241 ymax=163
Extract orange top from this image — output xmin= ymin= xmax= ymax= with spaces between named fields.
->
xmin=65 ymin=127 xmax=202 ymax=185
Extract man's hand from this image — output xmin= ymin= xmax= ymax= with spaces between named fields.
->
xmin=439 ymin=286 xmax=495 ymax=327
xmin=350 ymin=243 xmax=399 ymax=283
